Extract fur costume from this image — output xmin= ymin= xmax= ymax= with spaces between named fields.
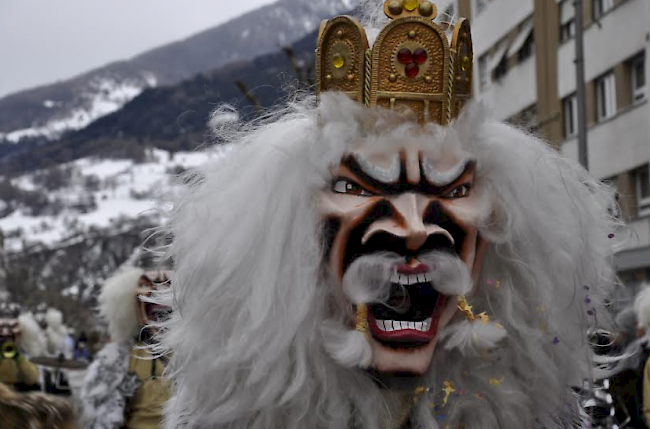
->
xmin=0 ymin=380 xmax=79 ymax=429
xmin=81 ymin=267 xmax=170 ymax=429
xmin=158 ymin=3 xmax=619 ymax=429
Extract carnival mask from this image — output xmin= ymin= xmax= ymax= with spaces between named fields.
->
xmin=321 ymin=139 xmax=485 ymax=374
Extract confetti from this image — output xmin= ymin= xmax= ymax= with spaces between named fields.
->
xmin=475 ymin=392 xmax=485 ymax=400
xmin=442 ymin=381 xmax=456 ymax=406
xmin=552 ymin=336 xmax=560 ymax=345
xmin=608 ymin=233 xmax=615 ymax=239
xmin=584 ymin=296 xmax=591 ymax=304
xmin=488 ymin=376 xmax=505 ymax=386
xmin=586 ymin=309 xmax=595 ymax=316
xmin=486 ymin=279 xmax=494 ymax=285
xmin=583 ymin=285 xmax=590 ymax=290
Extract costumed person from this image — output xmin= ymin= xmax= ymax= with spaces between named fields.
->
xmin=0 ymin=302 xmax=43 ymax=392
xmin=80 ymin=267 xmax=171 ymax=429
xmin=601 ymin=301 xmax=648 ymax=429
xmin=0 ymin=379 xmax=79 ymax=429
xmin=157 ymin=2 xmax=620 ymax=428
xmin=631 ymin=284 xmax=650 ymax=428
xmin=38 ymin=307 xmax=75 ymax=396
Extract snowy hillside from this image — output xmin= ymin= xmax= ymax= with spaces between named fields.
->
xmin=0 ymin=75 xmax=156 ymax=143
xmin=0 ymin=148 xmax=225 ymax=252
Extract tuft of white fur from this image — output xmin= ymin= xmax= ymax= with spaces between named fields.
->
xmin=321 ymin=322 xmax=373 ymax=368
xmin=99 ymin=266 xmax=143 ymax=343
xmin=17 ymin=312 xmax=47 ymax=357
xmin=440 ymin=319 xmax=507 ymax=354
xmin=157 ymin=91 xmax=619 ymax=429
xmin=635 ymin=284 xmax=650 ymax=331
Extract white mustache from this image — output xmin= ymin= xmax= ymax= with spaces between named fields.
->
xmin=342 ymin=251 xmax=472 ymax=305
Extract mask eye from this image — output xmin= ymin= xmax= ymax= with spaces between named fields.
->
xmin=333 ymin=179 xmax=373 ymax=197
xmin=444 ymin=183 xmax=471 ymax=199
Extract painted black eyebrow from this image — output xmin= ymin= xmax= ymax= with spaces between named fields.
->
xmin=339 ymin=156 xmax=475 ymax=195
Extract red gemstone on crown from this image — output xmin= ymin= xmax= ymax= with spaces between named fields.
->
xmin=397 ymin=48 xmax=412 ymax=64
xmin=405 ymin=63 xmax=419 ymax=78
xmin=412 ymin=48 xmax=427 ymax=64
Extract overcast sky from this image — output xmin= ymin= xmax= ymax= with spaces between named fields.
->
xmin=0 ymin=0 xmax=276 ymax=98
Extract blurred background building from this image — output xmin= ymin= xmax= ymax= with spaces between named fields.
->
xmin=448 ymin=0 xmax=649 ymax=294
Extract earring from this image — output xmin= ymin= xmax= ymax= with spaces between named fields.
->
xmin=355 ymin=303 xmax=370 ymax=338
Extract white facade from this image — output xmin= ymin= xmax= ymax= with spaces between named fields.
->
xmin=465 ymin=0 xmax=650 ymax=275
xmin=469 ymin=0 xmax=536 ymax=120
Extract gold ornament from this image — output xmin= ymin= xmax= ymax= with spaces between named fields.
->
xmin=315 ymin=0 xmax=472 ymax=124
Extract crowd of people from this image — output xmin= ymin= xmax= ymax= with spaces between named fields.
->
xmin=0 ymin=268 xmax=171 ymax=428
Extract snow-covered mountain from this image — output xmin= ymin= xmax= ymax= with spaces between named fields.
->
xmin=0 ymin=0 xmax=357 ymax=143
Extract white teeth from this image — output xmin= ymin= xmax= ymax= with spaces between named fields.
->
xmin=391 ymin=271 xmax=433 ymax=286
xmin=375 ymin=317 xmax=432 ymax=332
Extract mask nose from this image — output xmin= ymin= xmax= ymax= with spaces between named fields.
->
xmin=361 ymin=193 xmax=454 ymax=254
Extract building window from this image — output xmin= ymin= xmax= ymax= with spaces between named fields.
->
xmin=518 ymin=32 xmax=535 ymax=62
xmin=593 ymin=0 xmax=614 ymax=20
xmin=595 ymin=71 xmax=616 ymax=121
xmin=631 ymin=53 xmax=646 ymax=101
xmin=562 ymin=94 xmax=578 ymax=138
xmin=475 ymin=0 xmax=487 ymax=14
xmin=559 ymin=0 xmax=575 ymax=43
xmin=493 ymin=56 xmax=508 ymax=80
xmin=479 ymin=54 xmax=488 ymax=89
xmin=636 ymin=165 xmax=650 ymax=216
xmin=444 ymin=3 xmax=455 ymax=19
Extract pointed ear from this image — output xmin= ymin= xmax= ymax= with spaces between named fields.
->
xmin=450 ymin=18 xmax=473 ymax=118
xmin=316 ymin=16 xmax=369 ymax=104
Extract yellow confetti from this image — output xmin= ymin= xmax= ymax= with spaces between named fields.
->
xmin=477 ymin=312 xmax=490 ymax=324
xmin=488 ymin=376 xmax=505 ymax=386
xmin=457 ymin=296 xmax=475 ymax=321
xmin=414 ymin=386 xmax=426 ymax=395
xmin=495 ymin=280 xmax=501 ymax=289
xmin=495 ymin=323 xmax=504 ymax=329
xmin=442 ymin=381 xmax=456 ymax=406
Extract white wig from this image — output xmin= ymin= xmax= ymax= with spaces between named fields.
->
xmin=158 ymin=92 xmax=619 ymax=429
xmin=17 ymin=312 xmax=47 ymax=357
xmin=99 ymin=266 xmax=143 ymax=343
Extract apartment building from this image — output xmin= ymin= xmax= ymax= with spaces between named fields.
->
xmin=444 ymin=0 xmax=650 ymax=286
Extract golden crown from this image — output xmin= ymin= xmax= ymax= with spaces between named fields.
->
xmin=315 ymin=0 xmax=473 ymax=124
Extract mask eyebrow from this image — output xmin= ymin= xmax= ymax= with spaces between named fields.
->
xmin=421 ymin=157 xmax=476 ymax=187
xmin=351 ymin=152 xmax=400 ymax=184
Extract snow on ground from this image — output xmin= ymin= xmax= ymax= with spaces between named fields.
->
xmin=0 ymin=146 xmax=230 ymax=252
xmin=0 ymin=76 xmax=156 ymax=143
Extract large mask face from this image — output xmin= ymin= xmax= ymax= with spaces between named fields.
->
xmin=320 ymin=139 xmax=486 ymax=374
xmin=136 ymin=271 xmax=173 ymax=335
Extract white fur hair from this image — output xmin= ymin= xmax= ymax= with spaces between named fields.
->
xmin=17 ymin=312 xmax=47 ymax=357
xmin=634 ymin=284 xmax=650 ymax=332
xmin=99 ymin=266 xmax=143 ymax=343
xmin=158 ymin=91 xmax=619 ymax=429
xmin=44 ymin=308 xmax=68 ymax=355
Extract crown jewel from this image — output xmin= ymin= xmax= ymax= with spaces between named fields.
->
xmin=315 ymin=0 xmax=473 ymax=124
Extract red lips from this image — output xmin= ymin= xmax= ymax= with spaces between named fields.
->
xmin=395 ymin=262 xmax=430 ymax=274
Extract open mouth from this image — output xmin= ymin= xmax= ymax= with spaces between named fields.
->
xmin=368 ymin=266 xmax=448 ymax=348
